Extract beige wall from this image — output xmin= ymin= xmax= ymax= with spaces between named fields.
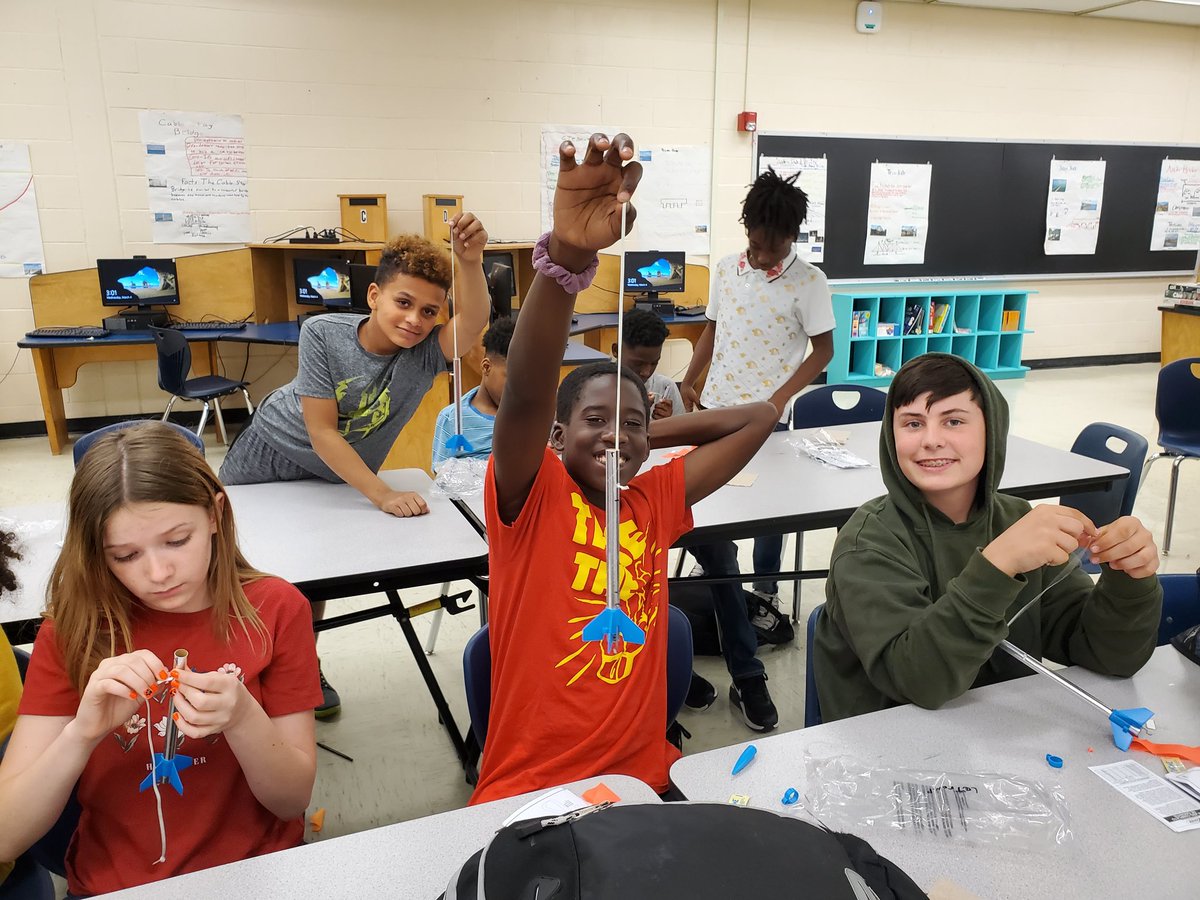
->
xmin=1 ymin=0 xmax=1197 ymax=426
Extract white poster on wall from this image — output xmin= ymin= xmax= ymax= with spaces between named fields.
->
xmin=0 ymin=142 xmax=45 ymax=277
xmin=138 ymin=110 xmax=251 ymax=244
xmin=1044 ymin=158 xmax=1105 ymax=256
xmin=863 ymin=162 xmax=931 ymax=266
xmin=541 ymin=126 xmax=711 ymax=255
xmin=1150 ymin=158 xmax=1200 ymax=252
xmin=757 ymin=155 xmax=827 ymax=263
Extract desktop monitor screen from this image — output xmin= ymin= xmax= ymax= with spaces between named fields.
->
xmin=97 ymin=258 xmax=180 ymax=307
xmin=622 ymin=251 xmax=685 ymax=294
xmin=293 ymin=257 xmax=352 ymax=307
xmin=348 ymin=263 xmax=377 ymax=313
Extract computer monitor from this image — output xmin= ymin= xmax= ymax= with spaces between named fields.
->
xmin=348 ymin=263 xmax=377 ymax=313
xmin=483 ymin=252 xmax=516 ymax=319
xmin=622 ymin=251 xmax=685 ymax=299
xmin=97 ymin=258 xmax=180 ymax=307
xmin=292 ymin=257 xmax=352 ymax=307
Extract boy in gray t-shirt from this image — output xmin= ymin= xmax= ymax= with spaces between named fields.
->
xmin=610 ymin=308 xmax=685 ymax=420
xmin=219 ymin=216 xmax=491 ymax=717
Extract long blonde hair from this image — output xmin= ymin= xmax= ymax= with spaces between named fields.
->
xmin=47 ymin=423 xmax=268 ymax=693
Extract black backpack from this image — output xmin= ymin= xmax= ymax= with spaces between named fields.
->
xmin=440 ymin=802 xmax=927 ymax=900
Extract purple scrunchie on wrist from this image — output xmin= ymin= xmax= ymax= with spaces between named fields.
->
xmin=532 ymin=232 xmax=599 ymax=294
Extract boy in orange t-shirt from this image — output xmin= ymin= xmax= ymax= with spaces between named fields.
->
xmin=471 ymin=133 xmax=776 ymax=803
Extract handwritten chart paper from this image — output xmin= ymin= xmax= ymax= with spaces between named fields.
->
xmin=138 ymin=110 xmax=250 ymax=244
xmin=1044 ymin=159 xmax=1105 ymax=256
xmin=864 ymin=163 xmax=931 ymax=266
xmin=1150 ymin=158 xmax=1200 ymax=252
xmin=0 ymin=143 xmax=45 ymax=277
xmin=541 ymin=126 xmax=711 ymax=254
xmin=758 ymin=155 xmax=827 ymax=264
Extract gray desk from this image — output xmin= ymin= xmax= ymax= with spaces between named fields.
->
xmin=101 ymin=775 xmax=660 ymax=899
xmin=453 ymin=423 xmax=1127 ymax=547
xmin=670 ymin=647 xmax=1199 ymax=899
xmin=1 ymin=470 xmax=488 ymax=766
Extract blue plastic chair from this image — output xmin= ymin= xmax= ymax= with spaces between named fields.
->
xmin=786 ymin=385 xmax=888 ymax=621
xmin=72 ymin=419 xmax=205 ymax=467
xmin=804 ymin=604 xmax=824 ymax=728
xmin=1142 ymin=358 xmax=1200 ymax=554
xmin=1060 ymin=423 xmax=1149 ymax=574
xmin=463 ymin=606 xmax=694 ymax=747
xmin=149 ymin=327 xmax=253 ymax=445
xmin=1158 ymin=572 xmax=1200 ymax=647
xmin=3 ymin=647 xmax=79 ymax=884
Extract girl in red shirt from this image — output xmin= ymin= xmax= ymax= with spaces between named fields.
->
xmin=0 ymin=422 xmax=321 ymax=896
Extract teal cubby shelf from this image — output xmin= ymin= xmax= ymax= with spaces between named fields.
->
xmin=829 ymin=286 xmax=1034 ymax=386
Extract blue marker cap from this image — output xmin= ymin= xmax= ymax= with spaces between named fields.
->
xmin=1046 ymin=754 xmax=1063 ymax=769
xmin=781 ymin=787 xmax=799 ymax=806
xmin=731 ymin=744 xmax=757 ymax=775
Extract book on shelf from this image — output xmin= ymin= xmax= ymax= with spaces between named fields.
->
xmin=1165 ymin=288 xmax=1200 ymax=301
xmin=931 ymin=302 xmax=951 ymax=334
xmin=851 ymin=309 xmax=873 ymax=337
xmin=903 ymin=302 xmax=925 ymax=335
xmin=1171 ymin=296 xmax=1200 ymax=308
xmin=1001 ymin=310 xmax=1021 ymax=331
xmin=1166 ymin=282 xmax=1198 ymax=293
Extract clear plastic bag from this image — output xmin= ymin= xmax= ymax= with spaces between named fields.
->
xmin=430 ymin=456 xmax=488 ymax=497
xmin=787 ymin=432 xmax=872 ymax=469
xmin=804 ymin=755 xmax=1071 ymax=851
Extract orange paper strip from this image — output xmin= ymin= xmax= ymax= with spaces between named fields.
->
xmin=309 ymin=808 xmax=326 ymax=833
xmin=581 ymin=783 xmax=622 ymax=805
xmin=1131 ymin=738 xmax=1200 ymax=765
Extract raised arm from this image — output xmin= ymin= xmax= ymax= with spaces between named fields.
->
xmin=491 ymin=133 xmax=643 ymax=523
xmin=438 ymin=213 xmax=491 ymax=362
xmin=649 ymin=402 xmax=776 ymax=506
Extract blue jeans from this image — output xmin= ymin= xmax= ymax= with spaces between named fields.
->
xmin=687 ymin=541 xmax=764 ymax=683
xmin=751 ymin=421 xmax=791 ymax=594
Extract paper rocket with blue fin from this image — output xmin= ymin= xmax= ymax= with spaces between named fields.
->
xmin=140 ymin=649 xmax=194 ymax=796
xmin=580 ymin=448 xmax=645 ymax=653
xmin=999 ymin=640 xmax=1156 ymax=750
xmin=443 ymin=235 xmax=474 ymax=458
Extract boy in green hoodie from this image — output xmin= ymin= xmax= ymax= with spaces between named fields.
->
xmin=814 ymin=353 xmax=1162 ymax=723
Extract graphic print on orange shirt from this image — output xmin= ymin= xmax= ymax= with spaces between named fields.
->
xmin=556 ymin=491 xmax=664 ymax=686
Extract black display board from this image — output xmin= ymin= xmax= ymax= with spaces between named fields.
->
xmin=755 ymin=133 xmax=1200 ymax=280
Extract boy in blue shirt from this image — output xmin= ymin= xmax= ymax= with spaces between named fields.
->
xmin=431 ymin=315 xmax=514 ymax=470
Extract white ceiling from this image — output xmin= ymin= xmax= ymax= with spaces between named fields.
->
xmin=926 ymin=0 xmax=1200 ymax=27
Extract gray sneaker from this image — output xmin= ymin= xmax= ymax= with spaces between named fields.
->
xmin=747 ymin=590 xmax=794 ymax=645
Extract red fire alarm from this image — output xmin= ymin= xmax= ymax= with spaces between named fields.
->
xmin=737 ymin=111 xmax=757 ymax=132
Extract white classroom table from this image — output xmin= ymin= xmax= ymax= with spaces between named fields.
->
xmin=454 ymin=422 xmax=1127 ymax=546
xmin=670 ymin=646 xmax=1199 ymax=899
xmin=0 ymin=470 xmax=490 ymax=766
xmin=100 ymin=774 xmax=660 ymax=899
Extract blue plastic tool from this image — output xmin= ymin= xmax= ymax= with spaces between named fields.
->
xmin=1045 ymin=754 xmax=1063 ymax=769
xmin=781 ymin=787 xmax=799 ymax=805
xmin=731 ymin=744 xmax=757 ymax=775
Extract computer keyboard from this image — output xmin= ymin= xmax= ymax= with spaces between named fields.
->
xmin=171 ymin=321 xmax=248 ymax=332
xmin=25 ymin=326 xmax=108 ymax=339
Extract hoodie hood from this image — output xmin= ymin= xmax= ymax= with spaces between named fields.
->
xmin=878 ymin=354 xmax=1010 ymax=599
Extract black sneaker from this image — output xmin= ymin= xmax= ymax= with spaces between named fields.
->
xmin=746 ymin=590 xmax=795 ymax=645
xmin=730 ymin=674 xmax=778 ymax=732
xmin=315 ymin=661 xmax=341 ymax=719
xmin=685 ymin=672 xmax=717 ymax=711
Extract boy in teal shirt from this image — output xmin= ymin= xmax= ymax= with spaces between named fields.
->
xmin=815 ymin=353 xmax=1162 ymax=722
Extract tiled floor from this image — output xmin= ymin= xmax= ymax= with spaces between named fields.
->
xmin=0 ymin=363 xmax=1195 ymax=844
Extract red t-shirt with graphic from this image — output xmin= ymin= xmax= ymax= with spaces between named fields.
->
xmin=472 ymin=448 xmax=693 ymax=804
xmin=18 ymin=577 xmax=321 ymax=897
